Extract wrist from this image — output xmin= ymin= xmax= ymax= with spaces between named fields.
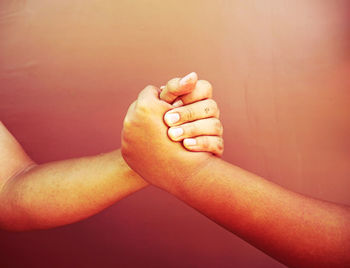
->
xmin=168 ymin=154 xmax=219 ymax=197
xmin=102 ymin=149 xmax=149 ymax=188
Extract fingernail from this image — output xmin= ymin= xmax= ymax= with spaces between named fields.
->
xmin=168 ymin=127 xmax=184 ymax=138
xmin=164 ymin=113 xmax=180 ymax=125
xmin=179 ymin=72 xmax=197 ymax=87
xmin=172 ymin=99 xmax=183 ymax=108
xmin=160 ymin=85 xmax=165 ymax=91
xmin=184 ymin=138 xmax=197 ymax=146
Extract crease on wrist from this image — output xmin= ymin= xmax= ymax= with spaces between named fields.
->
xmin=171 ymin=154 xmax=217 ymax=196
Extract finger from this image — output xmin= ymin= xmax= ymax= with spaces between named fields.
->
xmin=160 ymin=72 xmax=198 ymax=103
xmin=164 ymin=99 xmax=220 ymax=127
xmin=172 ymin=99 xmax=184 ymax=108
xmin=135 ymin=85 xmax=163 ymax=113
xmin=136 ymin=85 xmax=164 ymax=110
xmin=138 ymin=85 xmax=160 ymax=101
xmin=168 ymin=118 xmax=223 ymax=142
xmin=136 ymin=85 xmax=173 ymax=114
xmin=183 ymin=136 xmax=224 ymax=156
xmin=176 ymin=80 xmax=213 ymax=105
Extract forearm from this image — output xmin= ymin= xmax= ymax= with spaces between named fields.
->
xmin=0 ymin=149 xmax=148 ymax=231
xmin=169 ymin=157 xmax=350 ymax=267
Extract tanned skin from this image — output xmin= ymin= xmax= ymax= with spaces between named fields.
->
xmin=122 ymin=84 xmax=350 ymax=268
xmin=0 ymin=72 xmax=223 ymax=231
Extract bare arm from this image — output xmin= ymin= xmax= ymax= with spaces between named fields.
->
xmin=121 ymin=84 xmax=350 ymax=268
xmin=0 ymin=72 xmax=219 ymax=231
xmin=167 ymin=157 xmax=350 ymax=267
xmin=0 ymin=121 xmax=147 ymax=231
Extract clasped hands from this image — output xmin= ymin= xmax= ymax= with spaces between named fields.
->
xmin=122 ymin=72 xmax=223 ymax=192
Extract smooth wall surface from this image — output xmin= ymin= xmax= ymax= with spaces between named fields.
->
xmin=1 ymin=0 xmax=349 ymax=267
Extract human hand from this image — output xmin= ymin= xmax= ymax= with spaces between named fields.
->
xmin=121 ymin=74 xmax=223 ymax=192
xmin=160 ymin=72 xmax=224 ymax=156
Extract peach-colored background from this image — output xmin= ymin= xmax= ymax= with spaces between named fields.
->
xmin=1 ymin=1 xmax=349 ymax=267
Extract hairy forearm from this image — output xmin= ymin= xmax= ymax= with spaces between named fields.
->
xmin=0 ymin=149 xmax=147 ymax=231
xmin=169 ymin=157 xmax=350 ymax=267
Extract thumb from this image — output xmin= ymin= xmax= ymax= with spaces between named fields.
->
xmin=160 ymin=72 xmax=198 ymax=104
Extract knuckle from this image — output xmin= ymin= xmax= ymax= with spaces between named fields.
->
xmin=123 ymin=115 xmax=134 ymax=131
xmin=203 ymin=99 xmax=218 ymax=116
xmin=214 ymin=119 xmax=223 ymax=135
xmin=182 ymin=80 xmax=213 ymax=104
xmin=167 ymin=78 xmax=180 ymax=94
xmin=136 ymin=100 xmax=150 ymax=114
xmin=217 ymin=138 xmax=224 ymax=151
xmin=160 ymin=90 xmax=172 ymax=102
xmin=183 ymin=107 xmax=195 ymax=121
xmin=137 ymin=88 xmax=145 ymax=99
xmin=138 ymin=85 xmax=158 ymax=101
xmin=200 ymin=136 xmax=210 ymax=150
xmin=198 ymin=80 xmax=213 ymax=96
xmin=123 ymin=118 xmax=131 ymax=129
xmin=186 ymin=122 xmax=197 ymax=136
xmin=216 ymin=148 xmax=224 ymax=156
xmin=144 ymin=85 xmax=158 ymax=92
xmin=208 ymin=98 xmax=218 ymax=109
xmin=122 ymin=120 xmax=134 ymax=138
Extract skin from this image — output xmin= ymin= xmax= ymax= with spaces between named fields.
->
xmin=122 ymin=84 xmax=350 ymax=268
xmin=0 ymin=72 xmax=223 ymax=231
xmin=0 ymin=138 xmax=146 ymax=231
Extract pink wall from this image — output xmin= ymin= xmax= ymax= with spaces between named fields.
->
xmin=1 ymin=0 xmax=349 ymax=267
